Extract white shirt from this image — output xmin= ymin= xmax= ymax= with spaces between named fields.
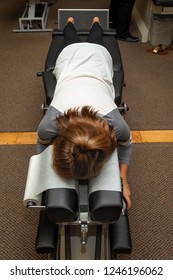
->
xmin=52 ymin=42 xmax=117 ymax=115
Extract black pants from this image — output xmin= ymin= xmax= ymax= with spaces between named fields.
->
xmin=109 ymin=0 xmax=136 ymax=36
xmin=62 ymin=22 xmax=105 ymax=49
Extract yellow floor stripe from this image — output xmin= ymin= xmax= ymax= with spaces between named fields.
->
xmin=0 ymin=132 xmax=37 ymax=145
xmin=0 ymin=130 xmax=173 ymax=145
xmin=131 ymin=130 xmax=173 ymax=143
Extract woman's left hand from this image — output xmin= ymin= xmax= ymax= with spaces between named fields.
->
xmin=122 ymin=180 xmax=131 ymax=210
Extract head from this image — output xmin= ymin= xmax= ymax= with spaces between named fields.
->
xmin=52 ymin=106 xmax=117 ymax=180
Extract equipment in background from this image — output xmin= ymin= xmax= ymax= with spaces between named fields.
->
xmin=13 ymin=0 xmax=52 ymax=32
xmin=58 ymin=9 xmax=109 ymax=30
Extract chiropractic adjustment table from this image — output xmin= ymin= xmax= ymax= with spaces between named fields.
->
xmin=24 ymin=29 xmax=132 ymax=260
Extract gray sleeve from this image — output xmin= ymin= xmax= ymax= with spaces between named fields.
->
xmin=37 ymin=106 xmax=62 ymax=152
xmin=103 ymin=108 xmax=132 ymax=165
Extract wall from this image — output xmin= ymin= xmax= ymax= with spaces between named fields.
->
xmin=135 ymin=0 xmax=153 ymax=28
xmin=132 ymin=0 xmax=153 ymax=42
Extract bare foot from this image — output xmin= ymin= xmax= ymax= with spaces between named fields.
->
xmin=92 ymin=17 xmax=100 ymax=25
xmin=67 ymin=17 xmax=75 ymax=24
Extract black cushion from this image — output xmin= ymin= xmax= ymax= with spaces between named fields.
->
xmin=35 ymin=210 xmax=59 ymax=254
xmin=109 ymin=212 xmax=132 ymax=254
xmin=89 ymin=190 xmax=122 ymax=222
xmin=45 ymin=188 xmax=78 ymax=223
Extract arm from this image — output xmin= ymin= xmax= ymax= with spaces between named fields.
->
xmin=104 ymin=108 xmax=132 ymax=209
xmin=117 ymin=131 xmax=132 ymax=209
xmin=120 ymin=163 xmax=131 ymax=209
xmin=37 ymin=106 xmax=61 ymax=153
xmin=117 ymin=120 xmax=132 ymax=210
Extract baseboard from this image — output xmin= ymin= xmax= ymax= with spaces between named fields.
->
xmin=132 ymin=6 xmax=149 ymax=42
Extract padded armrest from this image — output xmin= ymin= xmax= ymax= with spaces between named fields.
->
xmin=45 ymin=188 xmax=78 ymax=223
xmin=152 ymin=0 xmax=173 ymax=6
xmin=35 ymin=210 xmax=59 ymax=254
xmin=109 ymin=212 xmax=132 ymax=254
xmin=42 ymin=71 xmax=56 ymax=105
xmin=113 ymin=71 xmax=124 ymax=106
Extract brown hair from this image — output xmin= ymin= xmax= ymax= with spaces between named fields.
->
xmin=52 ymin=106 xmax=117 ymax=179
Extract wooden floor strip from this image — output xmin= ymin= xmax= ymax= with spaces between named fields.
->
xmin=0 ymin=131 xmax=173 ymax=145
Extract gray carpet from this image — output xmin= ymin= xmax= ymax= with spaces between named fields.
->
xmin=0 ymin=145 xmax=47 ymax=259
xmin=118 ymin=41 xmax=173 ymax=130
xmin=0 ymin=144 xmax=173 ymax=260
xmin=120 ymin=143 xmax=173 ymax=260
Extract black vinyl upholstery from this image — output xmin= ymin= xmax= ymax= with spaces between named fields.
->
xmin=152 ymin=0 xmax=173 ymax=6
xmin=35 ymin=210 xmax=59 ymax=254
xmin=89 ymin=191 xmax=122 ymax=222
xmin=109 ymin=212 xmax=132 ymax=254
xmin=45 ymin=188 xmax=79 ymax=223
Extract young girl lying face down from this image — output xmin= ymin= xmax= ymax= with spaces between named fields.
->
xmin=37 ymin=17 xmax=132 ymax=209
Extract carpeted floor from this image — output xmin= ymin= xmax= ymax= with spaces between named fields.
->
xmin=0 ymin=145 xmax=47 ymax=260
xmin=118 ymin=41 xmax=173 ymax=130
xmin=120 ymin=143 xmax=173 ymax=260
